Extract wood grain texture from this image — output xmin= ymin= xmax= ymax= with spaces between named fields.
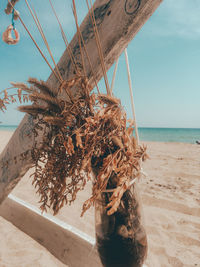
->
xmin=0 ymin=195 xmax=101 ymax=267
xmin=0 ymin=0 xmax=163 ymax=204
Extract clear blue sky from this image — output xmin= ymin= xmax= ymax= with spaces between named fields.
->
xmin=0 ymin=0 xmax=200 ymax=128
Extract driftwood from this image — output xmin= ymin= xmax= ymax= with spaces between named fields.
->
xmin=0 ymin=0 xmax=162 ymax=204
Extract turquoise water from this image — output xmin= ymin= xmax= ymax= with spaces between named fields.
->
xmin=138 ymin=127 xmax=200 ymax=144
xmin=0 ymin=125 xmax=200 ymax=144
xmin=0 ymin=125 xmax=18 ymax=131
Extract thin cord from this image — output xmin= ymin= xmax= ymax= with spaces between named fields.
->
xmin=7 ymin=0 xmax=62 ymax=84
xmin=71 ymin=0 xmax=100 ymax=94
xmin=110 ymin=58 xmax=119 ymax=94
xmin=12 ymin=9 xmax=15 ymax=29
xmin=88 ymin=0 xmax=110 ymax=94
xmin=110 ymin=50 xmax=139 ymax=145
xmin=24 ymin=0 xmax=63 ymax=83
xmin=72 ymin=0 xmax=86 ymax=76
xmin=124 ymin=48 xmax=139 ymax=145
xmin=31 ymin=5 xmax=63 ymax=82
xmin=48 ymin=0 xmax=78 ymax=74
xmin=86 ymin=0 xmax=111 ymax=95
xmin=79 ymin=32 xmax=100 ymax=94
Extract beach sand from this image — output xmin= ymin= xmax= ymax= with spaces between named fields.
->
xmin=0 ymin=131 xmax=200 ymax=267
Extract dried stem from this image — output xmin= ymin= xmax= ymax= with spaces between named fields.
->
xmin=24 ymin=0 xmax=63 ymax=83
xmin=7 ymin=0 xmax=61 ymax=84
xmin=72 ymin=0 xmax=86 ymax=76
xmin=86 ymin=0 xmax=110 ymax=95
xmin=48 ymin=0 xmax=78 ymax=74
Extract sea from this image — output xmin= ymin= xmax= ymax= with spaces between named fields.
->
xmin=0 ymin=125 xmax=200 ymax=144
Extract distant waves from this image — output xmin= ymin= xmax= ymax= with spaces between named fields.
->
xmin=138 ymin=128 xmax=200 ymax=144
xmin=0 ymin=125 xmax=18 ymax=132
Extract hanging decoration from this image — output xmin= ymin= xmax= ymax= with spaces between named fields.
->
xmin=3 ymin=3 xmax=20 ymax=45
xmin=1 ymin=1 xmax=149 ymax=266
xmin=2 ymin=24 xmax=20 ymax=45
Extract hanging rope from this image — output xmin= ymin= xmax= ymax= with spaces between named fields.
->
xmin=110 ymin=58 xmax=119 ymax=94
xmin=86 ymin=0 xmax=111 ymax=95
xmin=11 ymin=9 xmax=15 ymax=29
xmin=4 ymin=0 xmax=62 ymax=84
xmin=24 ymin=0 xmax=63 ymax=84
xmin=110 ymin=48 xmax=140 ymax=145
xmin=48 ymin=0 xmax=80 ymax=74
xmin=124 ymin=49 xmax=148 ymax=179
xmin=124 ymin=48 xmax=139 ymax=145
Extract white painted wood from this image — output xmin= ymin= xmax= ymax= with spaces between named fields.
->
xmin=0 ymin=194 xmax=149 ymax=266
xmin=0 ymin=194 xmax=101 ymax=267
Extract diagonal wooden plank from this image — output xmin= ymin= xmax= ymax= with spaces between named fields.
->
xmin=0 ymin=194 xmax=100 ymax=267
xmin=0 ymin=194 xmax=149 ymax=266
xmin=0 ymin=0 xmax=163 ymax=204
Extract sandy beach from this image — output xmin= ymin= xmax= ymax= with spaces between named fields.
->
xmin=0 ymin=130 xmax=200 ymax=267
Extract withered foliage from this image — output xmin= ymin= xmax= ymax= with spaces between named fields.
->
xmin=12 ymin=75 xmax=147 ymax=216
xmin=0 ymin=82 xmax=32 ymax=112
xmin=4 ymin=0 xmax=19 ymax=15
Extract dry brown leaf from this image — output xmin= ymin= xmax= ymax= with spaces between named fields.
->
xmin=4 ymin=90 xmax=8 ymax=100
xmin=17 ymin=88 xmax=22 ymax=103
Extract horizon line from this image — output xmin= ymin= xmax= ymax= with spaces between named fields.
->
xmin=0 ymin=124 xmax=200 ymax=130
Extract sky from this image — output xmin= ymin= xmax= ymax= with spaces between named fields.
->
xmin=0 ymin=0 xmax=200 ymax=128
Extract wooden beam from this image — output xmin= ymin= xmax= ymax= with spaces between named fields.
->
xmin=0 ymin=194 xmax=148 ymax=266
xmin=0 ymin=194 xmax=101 ymax=267
xmin=0 ymin=0 xmax=163 ymax=204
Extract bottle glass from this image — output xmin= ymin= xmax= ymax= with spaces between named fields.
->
xmin=95 ymin=184 xmax=148 ymax=267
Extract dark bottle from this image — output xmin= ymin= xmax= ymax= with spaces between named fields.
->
xmin=95 ymin=184 xmax=147 ymax=267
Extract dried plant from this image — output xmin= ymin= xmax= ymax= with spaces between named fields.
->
xmin=5 ymin=0 xmax=19 ymax=15
xmin=0 ymin=86 xmax=30 ymax=112
xmin=11 ymin=76 xmax=148 ymax=216
xmin=0 ymin=0 xmax=148 ymax=223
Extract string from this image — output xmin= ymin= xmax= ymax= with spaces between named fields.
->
xmin=72 ymin=0 xmax=86 ymax=76
xmin=24 ymin=0 xmax=63 ymax=83
xmin=48 ymin=0 xmax=78 ymax=74
xmin=6 ymin=0 xmax=62 ymax=84
xmin=86 ymin=0 xmax=111 ymax=95
xmin=110 ymin=58 xmax=119 ymax=94
xmin=124 ymin=48 xmax=139 ymax=145
xmin=71 ymin=0 xmax=100 ymax=94
xmin=110 ymin=50 xmax=139 ymax=145
xmin=12 ymin=9 xmax=15 ymax=29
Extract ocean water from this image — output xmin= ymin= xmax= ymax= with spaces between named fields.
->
xmin=138 ymin=127 xmax=200 ymax=144
xmin=0 ymin=125 xmax=18 ymax=132
xmin=0 ymin=125 xmax=200 ymax=144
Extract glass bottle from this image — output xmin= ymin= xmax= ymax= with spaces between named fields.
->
xmin=95 ymin=183 xmax=148 ymax=267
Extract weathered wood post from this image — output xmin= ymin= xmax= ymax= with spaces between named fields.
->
xmin=0 ymin=0 xmax=162 ymax=203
